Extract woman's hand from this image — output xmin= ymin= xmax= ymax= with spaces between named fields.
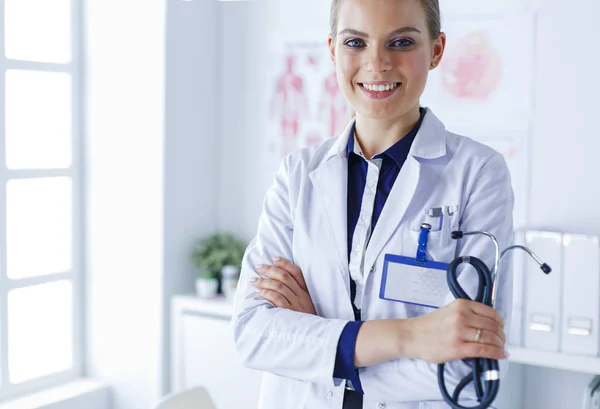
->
xmin=406 ymin=299 xmax=507 ymax=364
xmin=250 ymin=257 xmax=316 ymax=315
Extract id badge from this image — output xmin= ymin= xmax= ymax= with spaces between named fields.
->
xmin=379 ymin=254 xmax=450 ymax=309
xmin=379 ymin=223 xmax=452 ymax=309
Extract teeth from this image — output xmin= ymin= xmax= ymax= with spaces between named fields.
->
xmin=361 ymin=83 xmax=399 ymax=92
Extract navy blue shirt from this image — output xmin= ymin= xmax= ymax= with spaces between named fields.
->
xmin=333 ymin=108 xmax=426 ymax=393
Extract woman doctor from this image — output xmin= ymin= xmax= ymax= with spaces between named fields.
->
xmin=232 ymin=0 xmax=514 ymax=408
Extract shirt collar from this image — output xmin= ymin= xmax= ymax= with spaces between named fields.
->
xmin=346 ymin=107 xmax=426 ymax=167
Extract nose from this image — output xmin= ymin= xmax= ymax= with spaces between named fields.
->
xmin=363 ymin=45 xmax=392 ymax=73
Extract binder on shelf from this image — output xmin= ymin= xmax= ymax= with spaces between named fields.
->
xmin=523 ymin=231 xmax=563 ymax=352
xmin=508 ymin=230 xmax=526 ymax=346
xmin=561 ymin=234 xmax=600 ymax=356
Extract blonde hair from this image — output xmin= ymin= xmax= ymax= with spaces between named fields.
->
xmin=330 ymin=0 xmax=441 ymax=42
xmin=330 ymin=0 xmax=441 ymax=120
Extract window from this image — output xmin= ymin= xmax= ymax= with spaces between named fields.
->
xmin=0 ymin=0 xmax=82 ymax=401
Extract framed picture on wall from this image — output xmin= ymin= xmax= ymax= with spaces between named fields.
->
xmin=265 ymin=38 xmax=351 ymax=160
xmin=421 ymin=12 xmax=535 ymax=133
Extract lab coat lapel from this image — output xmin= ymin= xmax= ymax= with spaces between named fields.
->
xmin=309 ymin=156 xmax=348 ymax=275
xmin=308 ymin=120 xmax=354 ymax=290
xmin=364 ymin=156 xmax=421 ymax=272
xmin=364 ymin=109 xmax=448 ymax=275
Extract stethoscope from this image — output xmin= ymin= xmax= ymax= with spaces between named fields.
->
xmin=437 ymin=229 xmax=552 ymax=409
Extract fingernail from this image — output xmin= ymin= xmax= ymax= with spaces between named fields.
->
xmin=255 ymin=289 xmax=262 ymax=293
xmin=255 ymin=264 xmax=264 ymax=269
xmin=249 ymin=277 xmax=258 ymax=282
xmin=272 ymin=256 xmax=281 ymax=262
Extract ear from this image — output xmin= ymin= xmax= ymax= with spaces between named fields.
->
xmin=430 ymin=32 xmax=446 ymax=69
xmin=328 ymin=34 xmax=336 ymax=67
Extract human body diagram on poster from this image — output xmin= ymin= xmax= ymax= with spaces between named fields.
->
xmin=268 ymin=43 xmax=351 ymax=158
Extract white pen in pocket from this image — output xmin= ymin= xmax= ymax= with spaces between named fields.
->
xmin=426 ymin=207 xmax=443 ymax=231
xmin=442 ymin=205 xmax=458 ymax=245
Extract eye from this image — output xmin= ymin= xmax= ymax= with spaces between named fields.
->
xmin=344 ymin=38 xmax=365 ymax=48
xmin=390 ymin=38 xmax=414 ymax=48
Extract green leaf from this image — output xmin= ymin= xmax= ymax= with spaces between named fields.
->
xmin=190 ymin=232 xmax=247 ymax=277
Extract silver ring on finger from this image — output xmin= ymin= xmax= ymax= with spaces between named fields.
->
xmin=474 ymin=328 xmax=482 ymax=343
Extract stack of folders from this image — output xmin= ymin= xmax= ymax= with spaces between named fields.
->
xmin=508 ymin=230 xmax=600 ymax=357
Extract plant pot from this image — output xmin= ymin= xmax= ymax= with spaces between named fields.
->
xmin=221 ymin=265 xmax=240 ymax=299
xmin=195 ymin=277 xmax=219 ymax=298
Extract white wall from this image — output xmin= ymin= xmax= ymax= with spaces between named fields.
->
xmin=163 ymin=0 xmax=220 ymax=396
xmin=84 ymin=0 xmax=166 ymax=407
xmin=217 ymin=0 xmax=271 ymax=238
xmin=217 ymin=0 xmax=255 ymax=236
xmin=84 ymin=0 xmax=222 ymax=408
xmin=84 ymin=0 xmax=238 ymax=406
xmin=217 ymin=0 xmax=600 ymax=408
xmin=528 ymin=0 xmax=600 ymax=235
xmin=84 ymin=0 xmax=226 ymax=404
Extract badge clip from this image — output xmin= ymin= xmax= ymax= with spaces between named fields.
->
xmin=416 ymin=223 xmax=431 ymax=263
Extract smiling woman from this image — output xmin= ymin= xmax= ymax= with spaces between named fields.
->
xmin=328 ymin=0 xmax=446 ymax=158
xmin=232 ymin=1 xmax=515 ymax=408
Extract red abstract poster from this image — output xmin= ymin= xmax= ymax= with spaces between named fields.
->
xmin=421 ymin=13 xmax=534 ymax=132
xmin=440 ymin=31 xmax=502 ymax=100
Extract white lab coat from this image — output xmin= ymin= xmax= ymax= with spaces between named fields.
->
xmin=232 ymin=108 xmax=514 ymax=409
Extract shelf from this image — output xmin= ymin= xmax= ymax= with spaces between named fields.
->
xmin=508 ymin=346 xmax=600 ymax=375
xmin=172 ymin=294 xmax=234 ymax=319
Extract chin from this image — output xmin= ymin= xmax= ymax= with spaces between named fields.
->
xmin=356 ymin=104 xmax=403 ymax=120
xmin=363 ymin=111 xmax=395 ymax=120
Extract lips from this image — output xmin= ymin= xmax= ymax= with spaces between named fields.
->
xmin=357 ymin=82 xmax=402 ymax=100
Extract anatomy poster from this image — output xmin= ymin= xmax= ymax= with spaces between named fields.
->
xmin=267 ymin=41 xmax=351 ymax=159
xmin=421 ymin=12 xmax=535 ymax=132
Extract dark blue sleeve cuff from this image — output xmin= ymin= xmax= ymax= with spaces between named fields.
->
xmin=351 ymin=369 xmax=365 ymax=395
xmin=333 ymin=321 xmax=364 ymax=379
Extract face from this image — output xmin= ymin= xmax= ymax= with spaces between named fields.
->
xmin=329 ymin=0 xmax=445 ymax=120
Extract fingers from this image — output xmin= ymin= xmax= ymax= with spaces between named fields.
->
xmin=461 ymin=327 xmax=504 ymax=350
xmin=257 ymin=288 xmax=292 ymax=309
xmin=464 ymin=300 xmax=505 ymax=329
xmin=271 ymin=257 xmax=308 ymax=291
xmin=460 ymin=342 xmax=506 ymax=361
xmin=446 ymin=300 xmax=507 ymax=361
xmin=451 ymin=299 xmax=504 ymax=331
xmin=250 ymin=273 xmax=294 ymax=308
xmin=460 ymin=315 xmax=506 ymax=345
xmin=256 ymin=263 xmax=300 ymax=296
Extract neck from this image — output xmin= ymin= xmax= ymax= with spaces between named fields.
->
xmin=353 ymin=105 xmax=422 ymax=160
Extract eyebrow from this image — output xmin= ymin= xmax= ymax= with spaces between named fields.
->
xmin=338 ymin=27 xmax=422 ymax=38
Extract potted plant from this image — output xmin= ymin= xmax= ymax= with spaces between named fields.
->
xmin=194 ymin=270 xmax=219 ymax=298
xmin=190 ymin=232 xmax=247 ymax=298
